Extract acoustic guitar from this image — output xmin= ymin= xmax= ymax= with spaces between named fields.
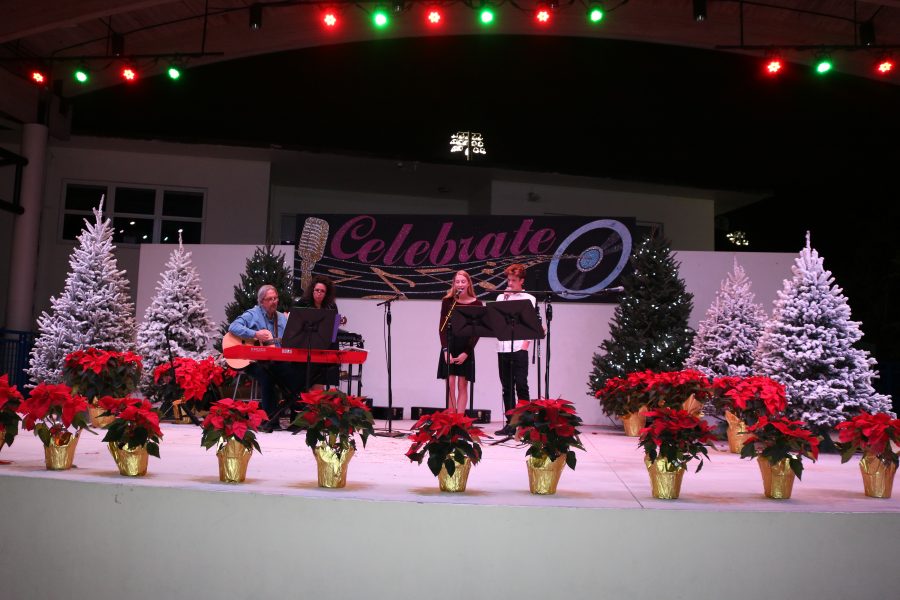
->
xmin=221 ymin=331 xmax=267 ymax=370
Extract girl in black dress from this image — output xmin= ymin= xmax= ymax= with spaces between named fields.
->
xmin=437 ymin=270 xmax=483 ymax=413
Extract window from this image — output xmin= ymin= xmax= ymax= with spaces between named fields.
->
xmin=62 ymin=182 xmax=205 ymax=244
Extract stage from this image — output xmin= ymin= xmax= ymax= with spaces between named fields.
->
xmin=1 ymin=421 xmax=898 ymax=600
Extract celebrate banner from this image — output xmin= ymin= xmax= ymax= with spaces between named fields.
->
xmin=293 ymin=214 xmax=636 ymax=302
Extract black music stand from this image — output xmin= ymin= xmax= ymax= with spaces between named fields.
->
xmin=449 ymin=305 xmax=493 ymax=412
xmin=486 ymin=299 xmax=545 ymax=430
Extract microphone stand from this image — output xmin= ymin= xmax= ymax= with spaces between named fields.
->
xmin=544 ymin=298 xmax=552 ymax=397
xmin=375 ymin=295 xmax=404 ymax=437
xmin=534 ymin=307 xmax=542 ymax=400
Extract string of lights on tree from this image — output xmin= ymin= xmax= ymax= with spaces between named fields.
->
xmin=588 ymin=233 xmax=695 ymax=393
xmin=17 ymin=0 xmax=897 ymax=88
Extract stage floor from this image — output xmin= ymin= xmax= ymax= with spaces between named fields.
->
xmin=2 ymin=420 xmax=898 ymax=513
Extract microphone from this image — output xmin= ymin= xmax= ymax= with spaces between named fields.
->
xmin=296 ymin=217 xmax=329 ymax=295
xmin=455 ymin=288 xmax=462 ymax=298
xmin=605 ymin=286 xmax=625 ymax=292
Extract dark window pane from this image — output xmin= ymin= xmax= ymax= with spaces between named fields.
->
xmin=65 ymin=184 xmax=107 ymax=211
xmin=163 ymin=190 xmax=204 ymax=218
xmin=115 ymin=187 xmax=156 ymax=215
xmin=112 ymin=217 xmax=154 ymax=244
xmin=62 ymin=214 xmax=92 ymax=240
xmin=161 ymin=220 xmax=201 ymax=244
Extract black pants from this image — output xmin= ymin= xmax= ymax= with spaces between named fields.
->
xmin=498 ymin=350 xmax=530 ymax=420
xmin=246 ymin=361 xmax=305 ymax=420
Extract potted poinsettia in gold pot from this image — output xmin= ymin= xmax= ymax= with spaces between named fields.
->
xmin=712 ymin=375 xmax=787 ymax=453
xmin=740 ymin=415 xmax=820 ymax=499
xmin=63 ymin=348 xmax=142 ymax=427
xmin=98 ymin=396 xmax=163 ymax=476
xmin=406 ymin=409 xmax=486 ymax=492
xmin=507 ymin=398 xmax=585 ymax=494
xmin=292 ymin=389 xmax=375 ymax=488
xmin=595 ymin=371 xmax=654 ymax=436
xmin=17 ymin=382 xmax=91 ymax=470
xmin=201 ymin=398 xmax=269 ymax=483
xmin=0 ymin=374 xmax=25 ymax=455
xmin=638 ymin=406 xmax=718 ymax=499
xmin=836 ymin=412 xmax=900 ymax=498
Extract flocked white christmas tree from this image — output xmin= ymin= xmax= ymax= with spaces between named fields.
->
xmin=136 ymin=232 xmax=216 ymax=394
xmin=27 ymin=198 xmax=136 ymax=384
xmin=686 ymin=258 xmax=766 ymax=379
xmin=755 ymin=233 xmax=894 ymax=430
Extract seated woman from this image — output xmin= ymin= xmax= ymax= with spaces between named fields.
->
xmin=295 ymin=275 xmax=344 ymax=391
xmin=437 ymin=270 xmax=483 ymax=413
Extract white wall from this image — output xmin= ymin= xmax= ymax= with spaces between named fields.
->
xmin=137 ymin=246 xmax=795 ymax=425
xmin=491 ymin=180 xmax=716 ymax=250
xmin=32 ymin=144 xmax=271 ymax=321
xmin=3 ymin=477 xmax=898 ymax=600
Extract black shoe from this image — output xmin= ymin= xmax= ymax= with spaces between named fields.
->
xmin=494 ymin=425 xmax=515 ymax=436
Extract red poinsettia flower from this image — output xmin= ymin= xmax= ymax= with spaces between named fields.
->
xmin=835 ymin=411 xmax=900 ymax=464
xmin=741 ymin=415 xmax=820 ymax=479
xmin=638 ymin=407 xmax=717 ymax=472
xmin=712 ymin=376 xmax=786 ymax=424
xmin=201 ymin=398 xmax=271 ymax=454
xmin=406 ymin=408 xmax=485 ymax=476
xmin=17 ymin=382 xmax=90 ymax=443
xmin=506 ymin=398 xmax=585 ymax=469
xmin=0 ymin=374 xmax=24 ymax=411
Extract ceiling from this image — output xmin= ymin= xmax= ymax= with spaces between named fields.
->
xmin=2 ymin=0 xmax=899 ymax=98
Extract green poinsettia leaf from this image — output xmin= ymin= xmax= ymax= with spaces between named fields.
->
xmin=147 ymin=441 xmax=160 ymax=458
xmin=566 ymin=450 xmax=577 ymax=470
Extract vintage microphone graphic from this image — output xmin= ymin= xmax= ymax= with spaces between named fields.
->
xmin=296 ymin=217 xmax=329 ymax=294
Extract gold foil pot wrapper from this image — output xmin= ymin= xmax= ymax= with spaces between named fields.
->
xmin=44 ymin=431 xmax=80 ymax=470
xmin=725 ymin=410 xmax=751 ymax=454
xmin=438 ymin=457 xmax=472 ymax=492
xmin=88 ymin=403 xmax=115 ymax=429
xmin=217 ymin=437 xmax=253 ymax=483
xmin=0 ymin=430 xmax=6 ymax=454
xmin=645 ymin=455 xmax=685 ymax=500
xmin=758 ymin=457 xmax=795 ymax=499
xmin=526 ymin=454 xmax=566 ymax=495
xmin=621 ymin=405 xmax=648 ymax=437
xmin=681 ymin=394 xmax=703 ymax=418
xmin=171 ymin=400 xmax=191 ymax=424
xmin=314 ymin=443 xmax=355 ymax=488
xmin=108 ymin=442 xmax=149 ymax=477
xmin=859 ymin=452 xmax=897 ymax=499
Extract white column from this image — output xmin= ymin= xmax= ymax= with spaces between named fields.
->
xmin=6 ymin=123 xmax=48 ymax=331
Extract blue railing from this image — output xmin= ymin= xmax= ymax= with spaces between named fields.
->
xmin=0 ymin=329 xmax=35 ymax=390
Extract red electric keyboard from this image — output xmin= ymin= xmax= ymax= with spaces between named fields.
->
xmin=223 ymin=344 xmax=368 ymax=366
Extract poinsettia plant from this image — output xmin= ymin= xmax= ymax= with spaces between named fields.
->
xmin=291 ymin=389 xmax=375 ymax=457
xmin=17 ymin=382 xmax=91 ymax=447
xmin=638 ymin=407 xmax=718 ymax=472
xmin=98 ymin=396 xmax=163 ymax=457
xmin=201 ymin=398 xmax=269 ymax=453
xmin=152 ymin=356 xmax=235 ymax=410
xmin=712 ymin=376 xmax=787 ymax=425
xmin=835 ymin=412 xmax=900 ymax=467
xmin=63 ymin=347 xmax=142 ymax=399
xmin=507 ymin=398 xmax=585 ymax=469
xmin=595 ymin=370 xmax=657 ymax=417
xmin=645 ymin=370 xmax=712 ymax=409
xmin=0 ymin=374 xmax=25 ymax=448
xmin=406 ymin=409 xmax=486 ymax=476
xmin=740 ymin=415 xmax=821 ymax=479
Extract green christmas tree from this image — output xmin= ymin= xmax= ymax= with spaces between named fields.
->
xmin=219 ymin=245 xmax=294 ymax=343
xmin=588 ymin=233 xmax=695 ymax=395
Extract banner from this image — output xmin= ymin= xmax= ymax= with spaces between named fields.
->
xmin=293 ymin=214 xmax=636 ymax=302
